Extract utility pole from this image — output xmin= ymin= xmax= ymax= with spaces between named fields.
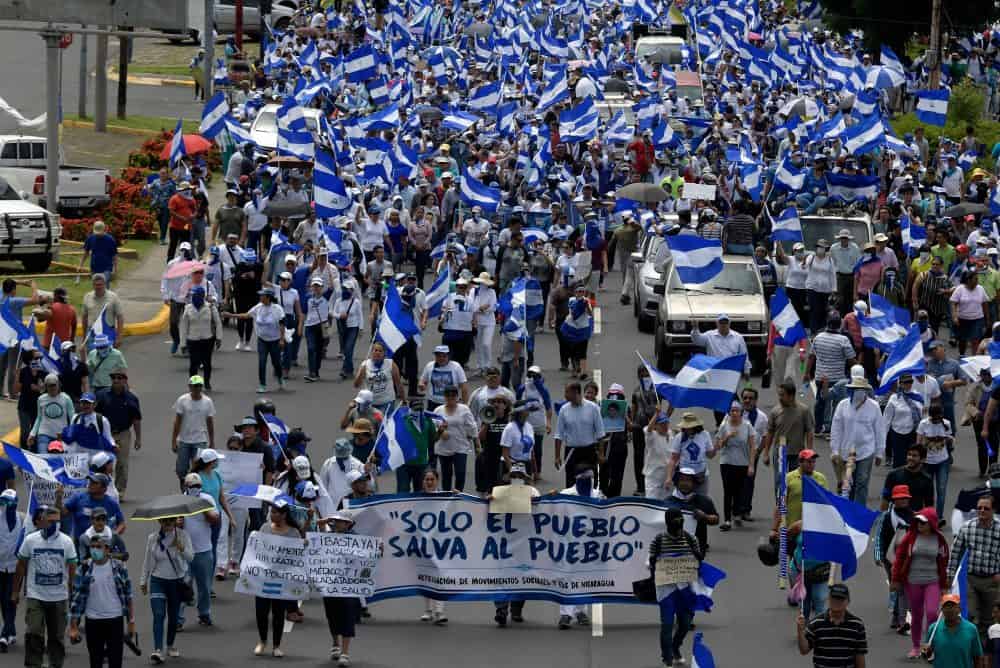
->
xmin=77 ymin=28 xmax=87 ymax=118
xmin=41 ymin=30 xmax=61 ymax=212
xmin=94 ymin=27 xmax=108 ymax=132
xmin=235 ymin=0 xmax=244 ymax=54
xmin=927 ymin=0 xmax=942 ymax=89
xmin=117 ymin=26 xmax=130 ymax=119
xmin=203 ymin=0 xmax=214 ymax=100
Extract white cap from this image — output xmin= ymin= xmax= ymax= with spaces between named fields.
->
xmin=184 ymin=473 xmax=202 ymax=488
xmin=355 ymin=389 xmax=374 ymax=404
xmin=90 ymin=451 xmax=114 ymax=469
xmin=850 ymin=364 xmax=865 ymax=380
xmin=279 ymin=271 xmax=292 ymax=280
xmin=198 ymin=448 xmax=225 ymax=464
xmin=292 ymin=455 xmax=312 ymax=477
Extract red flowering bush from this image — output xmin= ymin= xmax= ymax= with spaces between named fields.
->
xmin=60 ymin=175 xmax=155 ymax=241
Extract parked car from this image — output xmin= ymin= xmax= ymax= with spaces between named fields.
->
xmin=652 ymin=255 xmax=768 ymax=372
xmin=0 ymin=136 xmax=110 ymax=215
xmin=169 ymin=0 xmax=294 ymax=43
xmin=249 ymin=103 xmax=324 ymax=152
xmin=0 ymin=176 xmax=61 ymax=272
xmin=630 ymin=216 xmax=681 ymax=332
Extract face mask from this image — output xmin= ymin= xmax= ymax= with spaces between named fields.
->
xmin=574 ymin=473 xmax=593 ymax=497
xmin=816 ymin=248 xmax=827 ymax=257
xmin=43 ymin=524 xmax=58 ymax=538
xmin=641 ymin=377 xmax=652 ymax=391
xmin=864 ymin=252 xmax=875 ymax=260
xmin=192 ymin=294 xmax=205 ymax=309
xmin=98 ymin=348 xmax=110 ymax=359
xmin=794 ymin=251 xmax=804 ymax=259
xmin=187 ymin=487 xmax=202 ymax=496
xmin=851 ymin=391 xmax=866 ymax=407
xmin=90 ymin=548 xmax=106 ymax=561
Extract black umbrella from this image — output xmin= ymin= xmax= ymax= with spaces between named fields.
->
xmin=262 ymin=200 xmax=311 ymax=218
xmin=942 ymin=202 xmax=988 ymax=218
xmin=131 ymin=494 xmax=215 ymax=521
xmin=616 ymin=182 xmax=668 ymax=203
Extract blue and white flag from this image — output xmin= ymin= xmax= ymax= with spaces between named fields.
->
xmin=375 ymin=280 xmax=421 ymax=356
xmin=664 ymin=235 xmax=723 ymax=286
xmin=770 ymin=287 xmax=808 ymax=346
xmin=651 ymin=122 xmax=678 ymax=150
xmin=459 ymin=167 xmax=501 ymax=212
xmin=2 ymin=441 xmax=72 ymax=484
xmin=826 ymin=173 xmax=879 ymax=204
xmin=313 ymin=149 xmax=351 ymax=218
xmin=86 ymin=304 xmax=116 ymax=348
xmin=660 ymin=354 xmax=746 ymax=413
xmin=499 ymin=277 xmax=544 ymax=322
xmin=859 ymin=293 xmax=910 ymax=353
xmin=881 ymin=45 xmax=904 ymax=73
xmin=656 ymin=561 xmax=726 ymax=613
xmin=468 ymin=81 xmax=501 ymax=111
xmin=991 ymin=187 xmax=1000 ymax=217
xmin=230 ymin=484 xmax=296 ymax=508
xmin=373 ymin=406 xmax=420 ymax=472
xmin=865 ymin=65 xmax=905 ymax=91
xmin=691 ymin=633 xmax=716 ymax=668
xmin=198 ymin=92 xmax=229 ymax=140
xmin=773 ymin=157 xmax=806 ymax=192
xmin=41 ymin=332 xmax=62 ymax=375
xmin=558 ymin=98 xmax=599 ymax=143
xmin=637 ymin=352 xmax=675 ymax=401
xmin=915 ymin=89 xmax=949 ymax=127
xmin=841 ymin=114 xmax=885 ymax=155
xmin=0 ymin=300 xmax=28 ymax=351
xmin=225 ymin=116 xmax=255 ymax=147
xmin=560 ymin=297 xmax=593 ymax=343
xmin=536 ymin=66 xmax=569 ymax=112
xmin=740 ymin=162 xmax=763 ymax=202
xmin=770 ymin=206 xmax=802 ymax=242
xmin=605 ymin=111 xmax=632 ymax=144
xmin=441 ymin=110 xmax=480 ymax=132
xmin=60 ymin=423 xmax=116 ymax=452
xmin=949 ymin=551 xmax=970 ymax=618
xmin=852 ymin=89 xmax=878 ymax=116
xmin=269 ymin=229 xmax=301 ymax=257
xmin=277 ymin=125 xmax=314 ymax=161
xmin=876 ymin=324 xmax=926 ymax=395
xmin=358 ymin=103 xmax=400 ymax=131
xmin=900 ymin=214 xmax=928 ymax=255
xmin=345 ymin=44 xmax=379 ymax=82
xmin=169 ymin=119 xmax=186 ymax=167
xmin=522 ymin=228 xmax=549 ymax=246
xmin=801 ymin=476 xmax=879 ymax=579
xmin=425 ymin=265 xmax=451 ymax=319
xmin=958 ymin=151 xmax=978 ymax=171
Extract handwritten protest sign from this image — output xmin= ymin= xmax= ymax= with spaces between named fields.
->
xmin=235 ymin=531 xmax=311 ymax=600
xmin=307 ymin=533 xmax=381 ymax=597
xmin=23 ymin=453 xmax=89 ymax=512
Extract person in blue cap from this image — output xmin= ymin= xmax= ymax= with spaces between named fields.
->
xmin=86 ymin=335 xmax=127 ymax=395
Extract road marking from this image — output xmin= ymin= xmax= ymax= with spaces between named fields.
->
xmin=592 ymin=368 xmax=602 ymax=393
xmin=592 ymin=602 xmax=604 ymax=637
xmin=593 ymin=307 xmax=602 ymax=334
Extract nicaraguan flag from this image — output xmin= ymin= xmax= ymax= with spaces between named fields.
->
xmin=269 ymin=229 xmax=301 ymax=257
xmin=900 ymin=214 xmax=928 ymax=255
xmin=468 ymin=81 xmax=501 ymax=111
xmin=60 ymin=423 xmax=116 ymax=452
xmin=801 ymin=476 xmax=879 ymax=579
xmin=637 ymin=352 xmax=674 ymax=401
xmin=958 ymin=151 xmax=978 ymax=171
xmin=376 ymin=280 xmax=421 ymax=356
xmin=345 ymin=44 xmax=379 ymax=82
xmin=656 ymin=561 xmax=726 ymax=613
xmin=652 ymin=122 xmax=678 ymax=150
xmin=199 ymin=92 xmax=229 ymax=140
xmin=740 ymin=162 xmax=763 ymax=202
xmin=169 ymin=118 xmax=186 ymax=167
xmin=558 ymin=98 xmax=599 ymax=143
xmin=374 ymin=406 xmax=420 ymax=472
xmin=949 ymin=550 xmax=970 ymax=617
xmin=826 ymin=173 xmax=879 ymax=204
xmin=0 ymin=300 xmax=28 ymax=351
xmin=559 ymin=297 xmax=593 ymax=343
xmin=660 ymin=354 xmax=746 ymax=413
xmin=876 ymin=324 xmax=926 ymax=395
xmin=770 ymin=206 xmax=802 ymax=242
xmin=691 ymin=633 xmax=716 ymax=668
xmin=358 ymin=102 xmax=400 ymax=131
xmin=459 ymin=167 xmax=501 ymax=212
xmin=2 ymin=441 xmax=64 ymax=483
xmin=605 ymin=111 xmax=632 ymax=144
xmin=664 ymin=235 xmax=723 ymax=286
xmin=499 ymin=276 xmax=544 ymax=322
xmin=496 ymin=101 xmax=518 ymax=137
xmin=859 ymin=293 xmax=910 ymax=353
xmin=536 ymin=66 xmax=569 ymax=112
xmin=841 ymin=114 xmax=884 ymax=155
xmin=915 ymin=88 xmax=949 ymax=127
xmin=441 ymin=109 xmax=480 ymax=132
xmin=42 ymin=333 xmax=62 ymax=375
xmin=277 ymin=126 xmax=314 ymax=161
xmin=230 ymin=484 xmax=296 ymax=507
xmin=225 ymin=116 xmax=254 ymax=146
xmin=392 ymin=141 xmax=419 ymax=180
xmin=770 ymin=287 xmax=807 ymax=346
xmin=773 ymin=157 xmax=806 ymax=192
xmin=86 ymin=304 xmax=116 ymax=349
xmin=314 ymin=149 xmax=351 ymax=218
xmin=852 ymin=89 xmax=878 ymax=116
xmin=881 ymin=45 xmax=904 ymax=73
xmin=990 ymin=187 xmax=1000 ymax=216
xmin=425 ymin=265 xmax=451 ymax=319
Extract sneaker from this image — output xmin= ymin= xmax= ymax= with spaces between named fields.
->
xmin=741 ymin=514 xmax=755 ymax=522
xmin=278 ymin=379 xmax=286 ymax=390
xmin=330 ymin=646 xmax=341 ymax=659
xmin=167 ymin=647 xmax=180 ymax=658
xmin=558 ymin=614 xmax=572 ymax=629
xmin=228 ymin=562 xmax=239 ymax=576
xmin=303 ymin=375 xmax=316 ymax=383
xmin=433 ymin=612 xmax=448 ymax=626
xmin=420 ymin=611 xmax=432 ymax=622
xmin=907 ymin=648 xmax=921 ymax=660
xmin=256 ymin=385 xmax=267 ymax=393
xmin=494 ymin=610 xmax=507 ymax=627
xmin=897 ymin=622 xmax=911 ymax=635
xmin=337 ymin=655 xmax=351 ymax=667
xmin=254 ymin=643 xmax=266 ymax=656
xmin=215 ymin=571 xmax=226 ymax=581
xmin=511 ymin=613 xmax=524 ymax=623
xmin=170 ymin=342 xmax=179 ymax=356
xmin=198 ymin=616 xmax=213 ymax=626
xmin=673 ymin=659 xmax=687 ymax=667
xmin=0 ymin=638 xmax=7 ymax=653
xmin=150 ymin=650 xmax=164 ymax=664
xmin=719 ymin=521 xmax=732 ymax=532
xmin=272 ymin=648 xmax=284 ymax=658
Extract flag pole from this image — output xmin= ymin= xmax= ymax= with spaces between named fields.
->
xmin=828 ymin=449 xmax=857 ymax=585
xmin=778 ymin=436 xmax=789 ymax=590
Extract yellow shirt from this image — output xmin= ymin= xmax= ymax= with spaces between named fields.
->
xmin=784 ymin=469 xmax=828 ymax=527
xmin=910 ymin=257 xmax=933 ymax=277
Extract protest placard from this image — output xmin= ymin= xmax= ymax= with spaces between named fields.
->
xmin=306 ymin=532 xmax=381 ymax=597
xmin=234 ymin=530 xmax=311 ymax=600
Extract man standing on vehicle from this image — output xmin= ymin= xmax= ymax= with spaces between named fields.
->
xmin=831 ymin=229 xmax=860 ymax=316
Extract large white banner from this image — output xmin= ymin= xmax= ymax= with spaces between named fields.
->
xmin=348 ymin=493 xmax=668 ymax=604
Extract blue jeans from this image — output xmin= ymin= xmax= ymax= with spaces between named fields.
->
xmin=175 ymin=441 xmax=205 ymax=486
xmin=305 ymin=324 xmax=327 ymax=377
xmin=157 ymin=207 xmax=170 ymax=242
xmin=438 ymin=453 xmax=467 ymax=491
xmin=0 ymin=571 xmax=15 ymax=638
xmin=337 ymin=321 xmax=359 ymax=376
xmin=657 ymin=596 xmax=693 ymax=663
xmin=186 ymin=551 xmax=213 ymax=620
xmin=925 ymin=458 xmax=951 ymax=518
xmin=802 ymin=581 xmax=829 ymax=619
xmin=282 ymin=329 xmax=301 ymax=372
xmin=257 ymin=338 xmax=282 ymax=386
xmin=849 ymin=455 xmax=874 ymax=506
xmin=795 ymin=193 xmax=829 ymax=215
xmin=150 ymin=576 xmax=182 ymax=652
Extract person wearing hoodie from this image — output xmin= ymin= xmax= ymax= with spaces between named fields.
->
xmin=892 ymin=507 xmax=951 ymax=659
xmin=515 ymin=366 xmax=553 ymax=483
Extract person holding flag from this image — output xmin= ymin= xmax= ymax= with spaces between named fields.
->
xmin=560 ymin=284 xmax=594 ymax=380
xmin=922 ymin=594 xmax=984 ymax=667
xmin=81 ymin=274 xmax=124 ymax=348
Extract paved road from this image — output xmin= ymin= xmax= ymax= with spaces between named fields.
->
xmin=0 ymin=29 xmax=202 ymax=126
xmin=10 ymin=264 xmax=984 ymax=667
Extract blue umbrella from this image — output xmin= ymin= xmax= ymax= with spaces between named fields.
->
xmin=865 ymin=66 xmax=905 ymax=91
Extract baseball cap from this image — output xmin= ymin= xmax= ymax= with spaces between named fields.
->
xmin=716 ymin=313 xmax=730 ymax=322
xmin=198 ymin=448 xmax=225 ymax=464
xmin=184 ymin=473 xmax=203 ymax=488
xmin=829 ymin=583 xmax=850 ymax=600
xmin=189 ymin=375 xmax=205 ymax=386
xmin=890 ymin=485 xmax=911 ymax=500
xmin=79 ymin=392 xmax=96 ymax=404
xmin=940 ymin=594 xmax=961 ymax=607
xmin=798 ymin=449 xmax=819 ymax=460
xmin=434 ymin=345 xmax=450 ymax=355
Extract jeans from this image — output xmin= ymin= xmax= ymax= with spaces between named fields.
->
xmin=806 ymin=289 xmax=831 ymax=334
xmin=150 ymin=576 xmax=183 ymax=652
xmin=281 ymin=329 xmax=301 ymax=372
xmin=438 ymin=453 xmax=467 ymax=491
xmin=795 ymin=192 xmax=829 ymax=215
xmin=396 ymin=463 xmax=424 ymax=492
xmin=337 ymin=321 xmax=358 ymax=376
xmin=305 ymin=324 xmax=327 ymax=377
xmin=157 ymin=206 xmax=170 ymax=242
xmin=0 ymin=571 xmax=15 ymax=638
xmin=190 ymin=217 xmax=207 ymax=257
xmin=925 ymin=458 xmax=951 ymax=518
xmin=187 ymin=338 xmax=215 ymax=387
xmin=801 ymin=581 xmax=829 ymax=620
xmin=657 ymin=596 xmax=693 ymax=663
xmin=189 ymin=550 xmax=213 ymax=619
xmin=849 ymin=455 xmax=874 ymax=506
xmin=257 ymin=338 xmax=282 ymax=386
xmin=84 ymin=616 xmax=124 ymax=668
xmin=175 ymin=441 xmax=205 ymax=486
xmin=904 ymin=581 xmax=941 ymax=651
xmin=24 ymin=598 xmax=66 ymax=668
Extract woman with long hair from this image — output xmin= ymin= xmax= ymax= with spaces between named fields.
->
xmin=253 ymin=501 xmax=303 ymax=657
xmin=140 ymin=517 xmax=193 ymax=664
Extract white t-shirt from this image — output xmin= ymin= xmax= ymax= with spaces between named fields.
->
xmin=500 ymin=420 xmax=535 ymax=462
xmin=17 ymin=530 xmax=77 ymax=602
xmin=917 ymin=417 xmax=953 ymax=465
xmin=173 ymin=393 xmax=216 ymax=444
xmin=84 ymin=560 xmax=122 ymax=620
xmin=184 ymin=492 xmax=216 ymax=553
xmin=950 ymin=284 xmax=987 ymax=320
xmin=420 ymin=361 xmax=468 ymax=404
xmin=248 ymin=302 xmax=286 ymax=341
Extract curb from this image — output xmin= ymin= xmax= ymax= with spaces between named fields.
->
xmin=107 ymin=67 xmax=195 ymax=88
xmin=62 ymin=118 xmax=162 ymax=138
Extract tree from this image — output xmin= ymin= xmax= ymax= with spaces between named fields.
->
xmin=817 ymin=0 xmax=997 ymax=63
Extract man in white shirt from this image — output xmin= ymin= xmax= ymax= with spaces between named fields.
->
xmin=13 ymin=506 xmax=77 ymax=668
xmin=462 ymin=206 xmax=490 ymax=248
xmin=690 ymin=313 xmax=752 ymax=376
xmin=170 ymin=376 xmax=216 ymax=490
xmin=216 ymin=234 xmax=245 ymax=274
xmin=320 ymin=438 xmax=365 ymax=510
xmin=556 ymin=465 xmax=604 ymax=628
xmin=418 ymin=346 xmax=470 ymax=410
xmin=829 ymin=377 xmax=886 ymax=507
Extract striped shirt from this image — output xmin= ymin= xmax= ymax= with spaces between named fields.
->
xmin=811 ymin=332 xmax=855 ymax=382
xmin=804 ymin=611 xmax=869 ymax=667
xmin=948 ymin=517 xmax=1000 ymax=579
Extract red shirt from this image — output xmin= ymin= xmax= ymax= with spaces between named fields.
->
xmin=627 ymin=139 xmax=652 ymax=175
xmin=43 ymin=302 xmax=77 ymax=348
xmin=168 ymin=193 xmax=196 ymax=231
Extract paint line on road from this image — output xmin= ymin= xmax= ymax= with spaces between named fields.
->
xmin=594 ymin=306 xmax=602 ymax=334
xmin=592 ymin=368 xmax=602 ymax=394
xmin=592 ymin=602 xmax=604 ymax=637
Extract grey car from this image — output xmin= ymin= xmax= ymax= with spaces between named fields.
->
xmin=631 ymin=232 xmax=666 ymax=332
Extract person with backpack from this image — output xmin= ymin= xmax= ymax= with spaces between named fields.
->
xmin=63 ymin=393 xmax=115 ymax=456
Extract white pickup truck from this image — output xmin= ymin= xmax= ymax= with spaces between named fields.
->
xmin=0 ymin=135 xmax=110 ymax=215
xmin=0 ymin=175 xmax=61 ymax=272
